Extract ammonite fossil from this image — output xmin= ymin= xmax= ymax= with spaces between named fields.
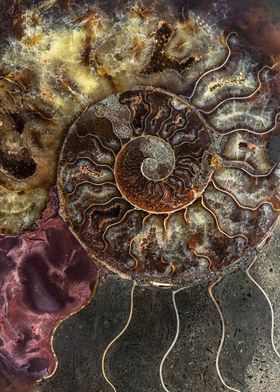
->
xmin=58 ymin=83 xmax=280 ymax=286
xmin=1 ymin=0 xmax=280 ymax=390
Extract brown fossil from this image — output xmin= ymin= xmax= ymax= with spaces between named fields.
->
xmin=58 ymin=84 xmax=280 ymax=286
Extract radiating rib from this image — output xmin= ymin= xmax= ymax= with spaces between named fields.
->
xmin=187 ymin=32 xmax=234 ymax=101
xmin=208 ymin=277 xmax=242 ymax=392
xmin=101 ymin=281 xmax=136 ymax=392
xmin=246 ymin=256 xmax=280 ymax=359
xmin=159 ymin=287 xmax=187 ymax=392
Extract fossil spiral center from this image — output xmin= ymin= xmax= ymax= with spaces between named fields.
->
xmin=114 ymin=130 xmax=209 ymax=213
xmin=117 ymin=136 xmax=175 ymax=184
xmin=57 ymin=85 xmax=280 ymax=284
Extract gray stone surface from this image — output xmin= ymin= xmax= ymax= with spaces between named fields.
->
xmin=36 ymin=220 xmax=280 ymax=392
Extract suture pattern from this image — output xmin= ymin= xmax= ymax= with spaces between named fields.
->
xmin=58 ymin=34 xmax=280 ymax=286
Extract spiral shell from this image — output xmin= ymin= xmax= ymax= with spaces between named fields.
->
xmin=58 ymin=85 xmax=280 ymax=285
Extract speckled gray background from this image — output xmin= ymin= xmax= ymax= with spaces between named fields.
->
xmin=35 ymin=219 xmax=280 ymax=392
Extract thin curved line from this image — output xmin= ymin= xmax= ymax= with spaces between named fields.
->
xmin=65 ymin=180 xmax=117 ymax=196
xmin=174 ymin=128 xmax=207 ymax=149
xmin=221 ymin=160 xmax=269 ymax=178
xmin=146 ymin=182 xmax=156 ymax=201
xmin=157 ymin=117 xmax=175 ymax=140
xmin=153 ymin=182 xmax=166 ymax=204
xmin=208 ymin=277 xmax=241 ymax=392
xmin=173 ymin=170 xmax=191 ymax=189
xmin=167 ymin=112 xmax=190 ymax=143
xmin=159 ymin=287 xmax=187 ymax=392
xmin=171 ymin=174 xmax=189 ymax=192
xmin=101 ymin=281 xmax=136 ymax=391
xmin=64 ymin=155 xmax=114 ymax=172
xmin=94 ymin=110 xmax=123 ymax=148
xmin=128 ymin=240 xmax=140 ymax=271
xmin=222 ymin=161 xmax=279 ymax=178
xmin=74 ymin=129 xmax=116 ymax=156
xmin=127 ymin=213 xmax=153 ymax=268
xmin=175 ymin=165 xmax=194 ymax=178
xmin=36 ymin=269 xmax=100 ymax=383
xmin=188 ymin=32 xmax=235 ymax=101
xmin=175 ymin=152 xmax=204 ymax=162
xmin=192 ymin=249 xmax=212 ymax=271
xmin=161 ymin=183 xmax=175 ymax=209
xmin=211 ymin=179 xmax=277 ymax=212
xmin=163 ymin=213 xmax=171 ymax=232
xmin=176 ymin=160 xmax=196 ymax=175
xmin=246 ymin=257 xmax=280 ymax=359
xmin=0 ymin=75 xmax=26 ymax=92
xmin=215 ymin=112 xmax=280 ymax=136
xmin=136 ymin=179 xmax=149 ymax=196
xmin=199 ymin=65 xmax=273 ymax=115
xmin=201 ymin=196 xmax=248 ymax=242
xmin=164 ymin=179 xmax=177 ymax=200
xmin=77 ymin=196 xmax=128 ymax=227
xmin=155 ymin=104 xmax=173 ymax=138
xmin=102 ymin=208 xmax=135 ymax=251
